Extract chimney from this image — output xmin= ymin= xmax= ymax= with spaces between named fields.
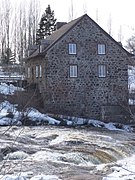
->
xmin=56 ymin=22 xmax=67 ymax=30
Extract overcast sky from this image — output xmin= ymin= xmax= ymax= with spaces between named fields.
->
xmin=13 ymin=0 xmax=135 ymax=45
xmin=39 ymin=0 xmax=135 ymax=45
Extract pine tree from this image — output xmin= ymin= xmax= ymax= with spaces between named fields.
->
xmin=36 ymin=5 xmax=57 ymax=44
xmin=1 ymin=48 xmax=15 ymax=65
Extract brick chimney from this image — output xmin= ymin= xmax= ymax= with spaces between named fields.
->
xmin=56 ymin=22 xmax=67 ymax=30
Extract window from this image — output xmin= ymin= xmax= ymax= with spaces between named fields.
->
xmin=39 ymin=65 xmax=42 ymax=78
xmin=70 ymin=65 xmax=78 ymax=77
xmin=28 ymin=50 xmax=30 ymax=57
xmin=39 ymin=45 xmax=43 ymax=53
xmin=36 ymin=66 xmax=38 ymax=78
xmin=69 ymin=43 xmax=77 ymax=54
xmin=98 ymin=65 xmax=106 ymax=77
xmin=98 ymin=44 xmax=106 ymax=54
xmin=28 ymin=67 xmax=30 ymax=78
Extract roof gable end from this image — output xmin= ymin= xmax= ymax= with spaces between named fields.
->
xmin=43 ymin=14 xmax=132 ymax=56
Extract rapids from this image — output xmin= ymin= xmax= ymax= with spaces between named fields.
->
xmin=0 ymin=126 xmax=135 ymax=179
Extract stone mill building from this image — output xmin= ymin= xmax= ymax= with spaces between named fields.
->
xmin=25 ymin=14 xmax=133 ymax=122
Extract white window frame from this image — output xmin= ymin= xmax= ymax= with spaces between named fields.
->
xmin=28 ymin=50 xmax=30 ymax=57
xmin=98 ymin=65 xmax=106 ymax=77
xmin=70 ymin=65 xmax=78 ymax=77
xmin=39 ymin=65 xmax=42 ymax=78
xmin=39 ymin=45 xmax=43 ymax=53
xmin=69 ymin=43 xmax=77 ymax=54
xmin=36 ymin=66 xmax=38 ymax=78
xmin=98 ymin=44 xmax=106 ymax=54
xmin=28 ymin=67 xmax=30 ymax=78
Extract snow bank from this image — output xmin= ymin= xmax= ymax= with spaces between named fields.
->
xmin=0 ymin=100 xmax=132 ymax=132
xmin=0 ymin=102 xmax=60 ymax=126
xmin=26 ymin=108 xmax=60 ymax=125
xmin=0 ymin=83 xmax=132 ymax=131
xmin=0 ymin=83 xmax=24 ymax=95
xmin=64 ymin=117 xmax=132 ymax=132
xmin=0 ymin=101 xmax=20 ymax=125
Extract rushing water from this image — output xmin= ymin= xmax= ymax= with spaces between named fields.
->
xmin=0 ymin=126 xmax=135 ymax=179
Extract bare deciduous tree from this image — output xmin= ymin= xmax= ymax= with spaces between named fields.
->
xmin=83 ymin=1 xmax=87 ymax=14
xmin=125 ymin=35 xmax=135 ymax=54
xmin=0 ymin=0 xmax=41 ymax=64
xmin=68 ymin=0 xmax=74 ymax=21
xmin=96 ymin=8 xmax=99 ymax=23
xmin=118 ymin=25 xmax=123 ymax=43
xmin=107 ymin=13 xmax=113 ymax=36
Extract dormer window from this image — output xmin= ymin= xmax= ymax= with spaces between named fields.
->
xmin=98 ymin=44 xmax=106 ymax=55
xmin=69 ymin=43 xmax=77 ymax=54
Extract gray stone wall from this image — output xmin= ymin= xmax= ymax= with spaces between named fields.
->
xmin=26 ymin=15 xmax=130 ymax=120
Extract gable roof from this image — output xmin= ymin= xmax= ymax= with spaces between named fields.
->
xmin=44 ymin=15 xmax=83 ymax=46
xmin=26 ymin=14 xmax=133 ymax=60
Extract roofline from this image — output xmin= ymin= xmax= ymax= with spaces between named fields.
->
xmin=26 ymin=14 xmax=133 ymax=59
xmin=42 ymin=14 xmax=86 ymax=54
xmin=43 ymin=14 xmax=132 ymax=56
xmin=88 ymin=16 xmax=133 ymax=56
xmin=24 ymin=53 xmax=44 ymax=61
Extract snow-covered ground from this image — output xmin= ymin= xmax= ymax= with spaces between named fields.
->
xmin=0 ymin=83 xmax=135 ymax=179
xmin=0 ymin=82 xmax=24 ymax=95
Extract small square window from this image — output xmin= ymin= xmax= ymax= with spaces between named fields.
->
xmin=69 ymin=43 xmax=76 ymax=54
xmin=98 ymin=44 xmax=106 ymax=54
xmin=98 ymin=65 xmax=106 ymax=77
xmin=70 ymin=65 xmax=78 ymax=77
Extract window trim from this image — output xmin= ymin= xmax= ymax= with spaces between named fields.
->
xmin=98 ymin=44 xmax=106 ymax=55
xmin=39 ymin=65 xmax=42 ymax=78
xmin=98 ymin=64 xmax=107 ymax=78
xmin=69 ymin=65 xmax=78 ymax=78
xmin=39 ymin=45 xmax=43 ymax=53
xmin=36 ymin=66 xmax=38 ymax=78
xmin=27 ymin=67 xmax=30 ymax=78
xmin=68 ymin=43 xmax=77 ymax=55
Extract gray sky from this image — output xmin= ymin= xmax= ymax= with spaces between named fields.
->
xmin=13 ymin=0 xmax=135 ymax=45
xmin=39 ymin=0 xmax=135 ymax=45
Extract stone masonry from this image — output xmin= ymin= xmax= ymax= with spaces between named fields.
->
xmin=25 ymin=14 xmax=132 ymax=122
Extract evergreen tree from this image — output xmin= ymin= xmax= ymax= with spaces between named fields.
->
xmin=1 ymin=48 xmax=15 ymax=65
xmin=36 ymin=5 xmax=57 ymax=44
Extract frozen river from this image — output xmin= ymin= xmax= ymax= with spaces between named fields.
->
xmin=0 ymin=126 xmax=135 ymax=179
